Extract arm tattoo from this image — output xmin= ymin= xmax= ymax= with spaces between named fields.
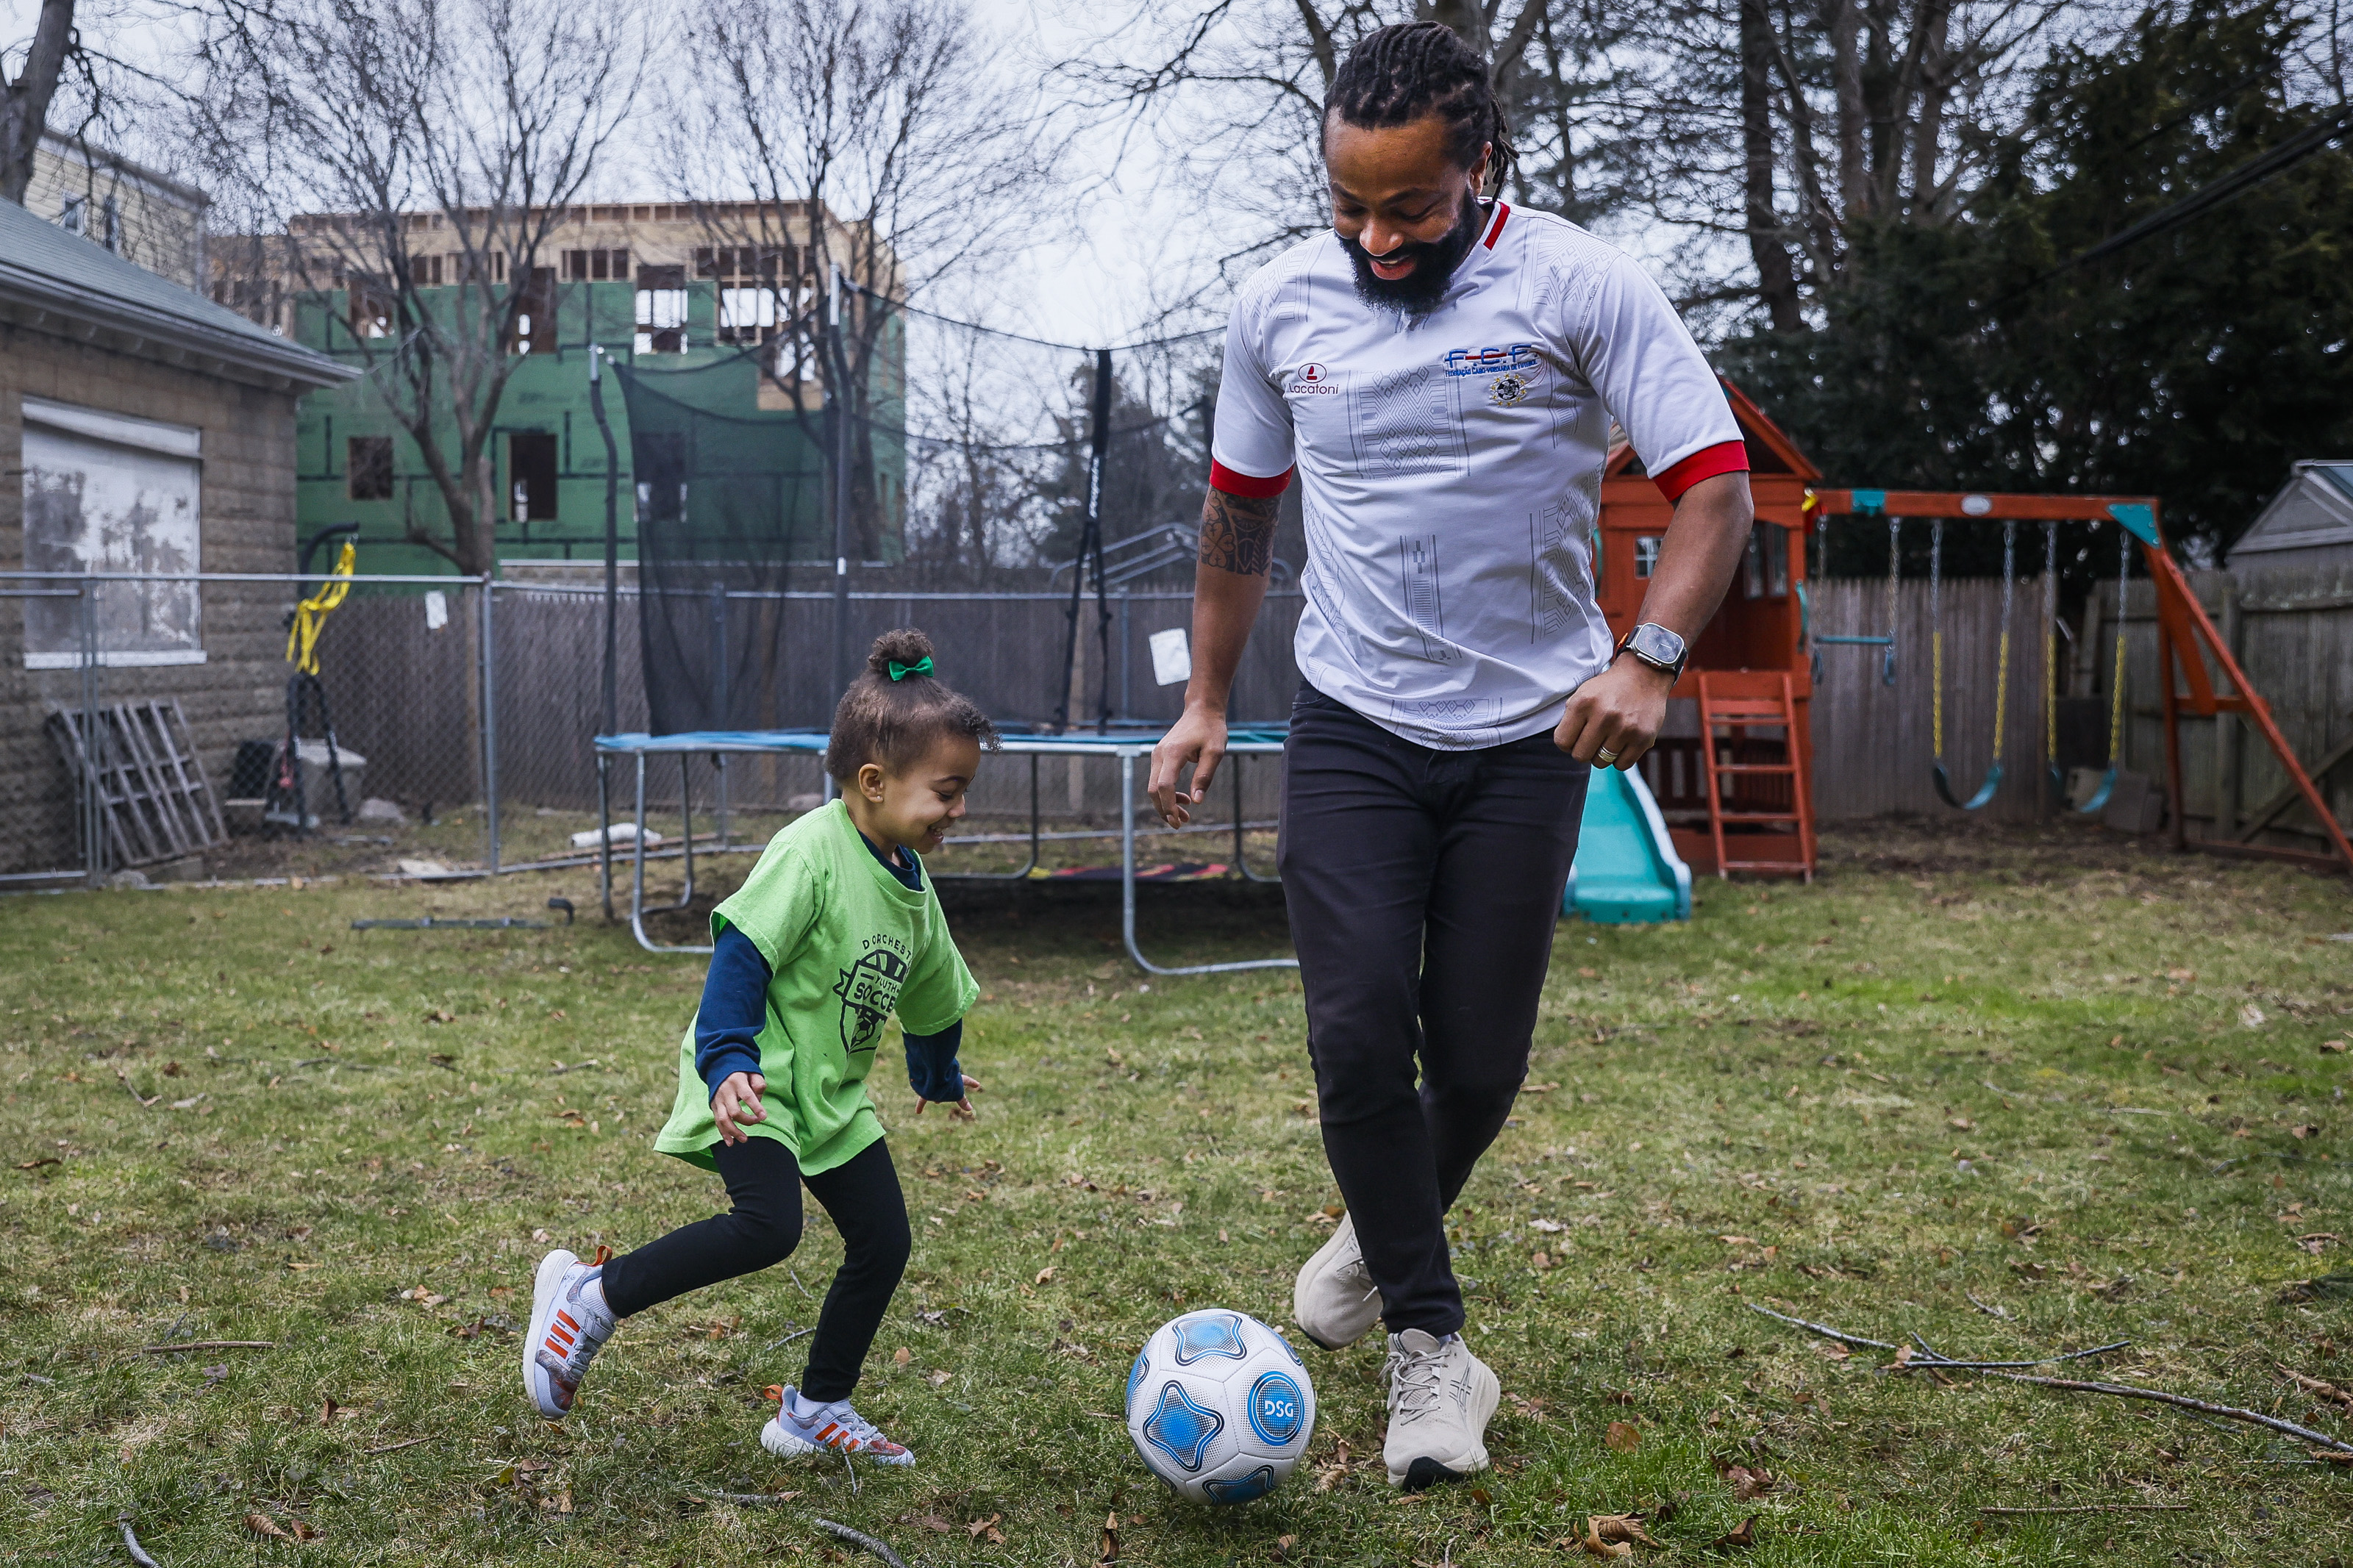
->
xmin=1198 ymin=489 xmax=1281 ymax=576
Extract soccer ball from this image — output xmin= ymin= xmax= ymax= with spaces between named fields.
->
xmin=1125 ymin=1309 xmax=1316 ymax=1505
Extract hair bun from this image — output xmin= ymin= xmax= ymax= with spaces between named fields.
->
xmin=866 ymin=627 xmax=936 ymax=678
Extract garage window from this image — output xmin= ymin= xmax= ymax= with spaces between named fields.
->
xmin=21 ymin=397 xmax=204 ymax=668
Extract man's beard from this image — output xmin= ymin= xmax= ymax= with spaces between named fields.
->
xmin=1340 ymin=190 xmax=1485 ymax=316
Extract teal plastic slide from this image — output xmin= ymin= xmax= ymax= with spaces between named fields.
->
xmin=1564 ymin=765 xmax=1693 ymax=923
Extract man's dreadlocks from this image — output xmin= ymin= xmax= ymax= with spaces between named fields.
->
xmin=1324 ymin=21 xmax=1517 ymax=196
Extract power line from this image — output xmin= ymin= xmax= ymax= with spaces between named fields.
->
xmin=1999 ymin=103 xmax=2353 ymax=305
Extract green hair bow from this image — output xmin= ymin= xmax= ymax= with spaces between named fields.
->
xmin=887 ymin=656 xmax=933 ymax=681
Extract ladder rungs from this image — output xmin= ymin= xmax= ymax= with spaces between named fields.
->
xmin=1707 ymin=763 xmax=1798 ymax=775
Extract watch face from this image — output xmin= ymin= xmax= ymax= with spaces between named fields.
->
xmin=1632 ymin=623 xmax=1685 ymax=666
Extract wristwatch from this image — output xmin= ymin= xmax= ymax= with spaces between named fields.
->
xmin=1615 ymin=622 xmax=1688 ymax=682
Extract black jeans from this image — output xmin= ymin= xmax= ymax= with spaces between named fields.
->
xmin=1278 ymin=686 xmax=1588 ymax=1336
xmin=599 ymin=1136 xmax=910 ymax=1403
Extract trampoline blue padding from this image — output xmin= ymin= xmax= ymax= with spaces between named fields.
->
xmin=596 ymin=730 xmax=829 ymax=754
xmin=593 ymin=726 xmax=1290 ymax=754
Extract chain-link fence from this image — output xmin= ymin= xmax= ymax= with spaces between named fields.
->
xmin=0 ymin=569 xmax=1302 ymax=889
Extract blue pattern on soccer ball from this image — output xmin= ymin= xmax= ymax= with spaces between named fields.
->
xmin=1274 ymin=1330 xmax=1305 ymax=1368
xmin=1246 ymin=1370 xmax=1304 ymax=1445
xmin=1204 ymin=1465 xmax=1277 ymax=1505
xmin=1126 ymin=1348 xmax=1148 ymax=1409
xmin=1140 ymin=1382 xmax=1224 ymax=1471
xmin=1171 ymin=1312 xmax=1249 ymax=1365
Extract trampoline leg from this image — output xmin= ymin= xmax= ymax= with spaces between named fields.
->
xmin=1232 ymin=753 xmax=1280 ymax=884
xmin=629 ymin=752 xmax=714 ymax=956
xmin=596 ymin=754 xmax=613 ymax=924
xmin=1119 ymin=751 xmax=1298 ymax=977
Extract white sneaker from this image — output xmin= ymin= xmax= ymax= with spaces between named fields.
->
xmin=524 ymin=1247 xmax=615 ymax=1420
xmin=760 ymin=1384 xmax=915 ymax=1467
xmin=1382 ymin=1329 xmax=1499 ymax=1490
xmin=1292 ymin=1211 xmax=1382 ymax=1350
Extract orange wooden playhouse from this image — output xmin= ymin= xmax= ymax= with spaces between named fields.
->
xmin=1598 ymin=379 xmax=1819 ymax=880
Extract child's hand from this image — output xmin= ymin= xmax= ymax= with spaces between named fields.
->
xmin=915 ymin=1074 xmax=983 ymax=1122
xmin=713 ymin=1070 xmax=768 ymax=1144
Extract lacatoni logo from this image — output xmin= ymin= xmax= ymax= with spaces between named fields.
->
xmin=1442 ymin=344 xmax=1540 ymax=377
xmin=1285 ymin=362 xmax=1338 ymax=395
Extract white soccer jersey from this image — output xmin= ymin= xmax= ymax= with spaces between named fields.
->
xmin=1210 ymin=203 xmax=1746 ymax=750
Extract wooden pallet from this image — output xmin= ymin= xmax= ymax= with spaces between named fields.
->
xmin=47 ymin=701 xmax=227 ymax=868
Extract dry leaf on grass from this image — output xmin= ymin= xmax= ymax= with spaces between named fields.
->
xmin=1710 ymin=1515 xmax=1759 ymax=1549
xmin=1099 ymin=1509 xmax=1121 ymax=1563
xmin=1716 ymin=1460 xmax=1777 ymax=1500
xmin=1035 ymin=1265 xmax=1057 ymax=1285
xmin=1591 ymin=1513 xmax=1660 ymax=1547
xmin=1814 ymin=1339 xmax=1850 ymax=1362
xmin=1605 ymin=1420 xmax=1641 ymax=1451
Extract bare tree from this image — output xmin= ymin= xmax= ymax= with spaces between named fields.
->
xmin=665 ymin=0 xmax=1054 ymax=559
xmin=192 ymin=0 xmax=643 ymax=576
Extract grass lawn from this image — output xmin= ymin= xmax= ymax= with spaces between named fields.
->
xmin=3 ymin=817 xmax=2350 ymax=1566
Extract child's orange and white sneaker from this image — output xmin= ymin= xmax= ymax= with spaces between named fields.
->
xmin=760 ymin=1384 xmax=915 ymax=1467
xmin=524 ymin=1247 xmax=615 ymax=1419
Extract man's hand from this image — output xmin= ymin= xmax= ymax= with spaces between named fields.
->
xmin=915 ymin=1074 xmax=983 ymax=1121
xmin=712 ymin=1070 xmax=767 ymax=1145
xmin=1560 ymin=470 xmax=1752 ymax=769
xmin=1556 ymin=656 xmax=1677 ymax=769
xmin=1149 ymin=704 xmax=1227 ymax=828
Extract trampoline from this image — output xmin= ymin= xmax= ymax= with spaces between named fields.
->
xmin=592 ymin=728 xmax=1295 ymax=975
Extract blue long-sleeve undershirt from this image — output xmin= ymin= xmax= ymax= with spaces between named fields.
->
xmin=692 ymin=829 xmax=965 ymax=1106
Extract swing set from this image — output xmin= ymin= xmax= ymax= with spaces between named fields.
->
xmin=1807 ymin=488 xmax=2353 ymax=875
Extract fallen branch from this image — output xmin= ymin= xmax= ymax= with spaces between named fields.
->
xmin=815 ymin=1517 xmax=915 ymax=1568
xmin=1744 ymin=1306 xmax=1899 ymax=1351
xmin=360 ymin=1436 xmax=437 ymax=1456
xmin=138 ymin=1340 xmax=274 ymax=1354
xmin=1965 ymin=1293 xmax=2012 ymax=1320
xmin=1901 ymin=1331 xmax=2134 ymax=1371
xmin=1979 ymin=1504 xmax=2190 ymax=1516
xmin=1749 ymin=1305 xmax=2353 ymax=1454
xmin=118 ymin=1514 xmax=163 ymax=1567
xmin=1978 ymin=1370 xmax=2353 ymax=1453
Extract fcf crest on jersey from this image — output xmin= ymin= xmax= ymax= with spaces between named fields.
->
xmin=833 ymin=944 xmax=910 ymax=1058
xmin=1485 ymin=370 xmax=1535 ymax=407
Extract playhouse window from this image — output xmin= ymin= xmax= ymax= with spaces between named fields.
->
xmin=1741 ymin=523 xmax=1788 ymax=598
xmin=1633 ymin=536 xmax=1662 ymax=579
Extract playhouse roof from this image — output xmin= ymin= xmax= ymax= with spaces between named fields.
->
xmin=2225 ymin=461 xmax=2353 ymax=565
xmin=1605 ymin=375 xmax=1821 ymax=483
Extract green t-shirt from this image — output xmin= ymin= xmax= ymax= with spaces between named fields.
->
xmin=652 ymin=800 xmax=979 ymax=1175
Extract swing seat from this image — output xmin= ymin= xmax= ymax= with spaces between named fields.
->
xmin=1932 ymin=760 xmax=2003 ymax=812
xmin=2073 ymin=765 xmax=2118 ymax=815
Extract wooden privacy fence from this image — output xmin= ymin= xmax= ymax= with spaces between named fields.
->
xmin=2100 ymin=565 xmax=2353 ymax=853
xmin=304 ymin=572 xmax=2352 ymax=847
xmin=1806 ymin=577 xmax=2052 ymax=823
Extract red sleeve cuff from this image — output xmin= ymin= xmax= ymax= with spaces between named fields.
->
xmin=1210 ymin=460 xmax=1293 ymax=499
xmin=1652 ymin=440 xmax=1749 ymax=502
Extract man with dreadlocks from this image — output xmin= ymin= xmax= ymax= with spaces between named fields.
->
xmin=1149 ymin=21 xmax=1755 ymax=1491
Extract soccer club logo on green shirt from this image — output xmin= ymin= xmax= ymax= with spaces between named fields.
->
xmin=834 ymin=937 xmax=911 ymax=1059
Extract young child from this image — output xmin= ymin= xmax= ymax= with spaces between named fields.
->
xmin=524 ymin=629 xmax=993 ymax=1467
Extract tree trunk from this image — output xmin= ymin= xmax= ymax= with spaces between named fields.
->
xmin=1864 ymin=0 xmax=1902 ymax=215
xmin=0 ymin=0 xmax=76 ymax=206
xmin=1908 ymin=0 xmax=1951 ymax=215
xmin=1740 ymin=0 xmax=1802 ymax=331
xmin=1419 ymin=0 xmax=1490 ymax=59
xmin=1824 ymin=0 xmax=1868 ymax=216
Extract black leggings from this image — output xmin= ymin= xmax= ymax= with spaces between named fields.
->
xmin=1278 ymin=687 xmax=1588 ymax=1337
xmin=599 ymin=1136 xmax=910 ymax=1403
